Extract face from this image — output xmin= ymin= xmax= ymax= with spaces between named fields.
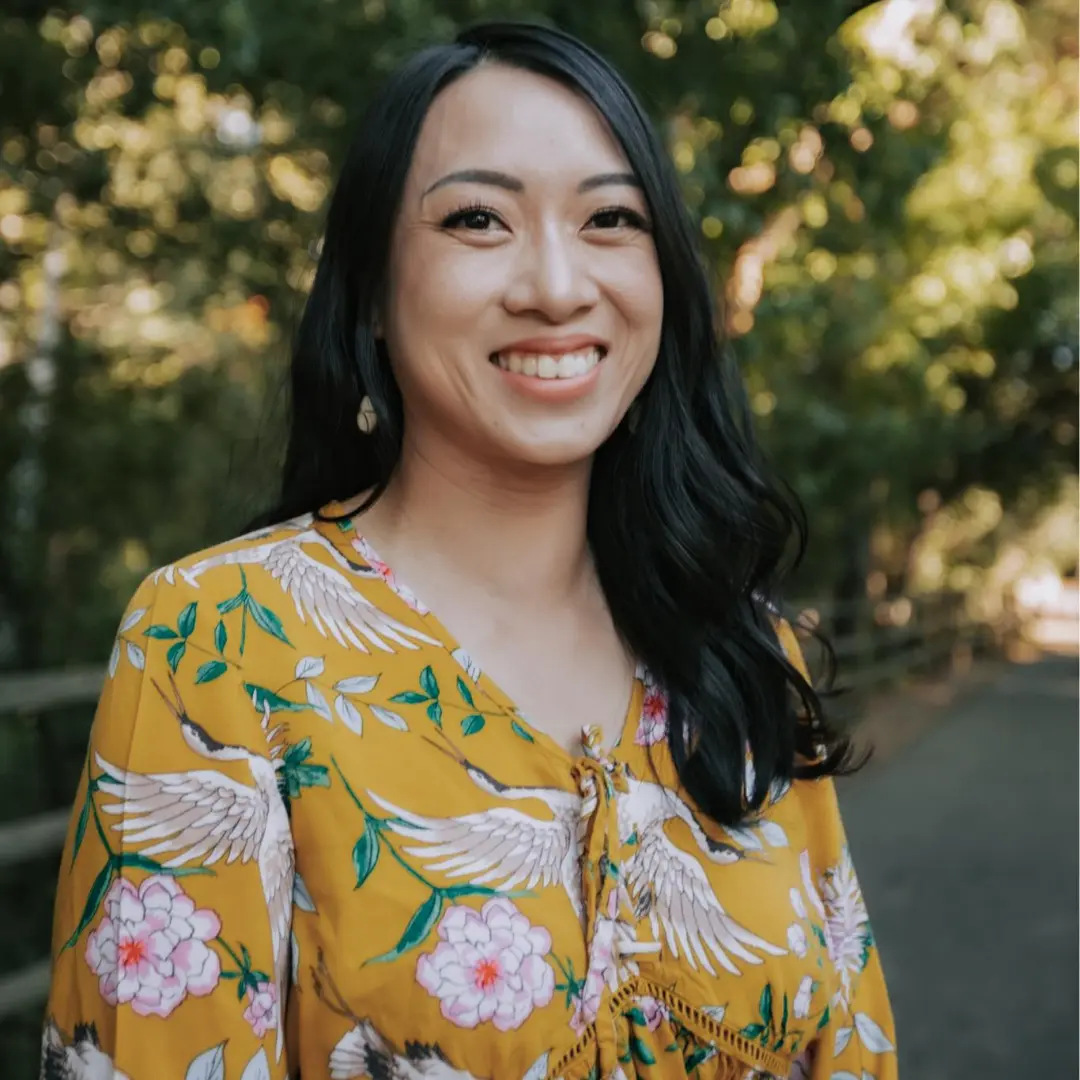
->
xmin=381 ymin=63 xmax=664 ymax=472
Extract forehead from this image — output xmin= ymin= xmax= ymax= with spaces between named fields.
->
xmin=407 ymin=63 xmax=632 ymax=187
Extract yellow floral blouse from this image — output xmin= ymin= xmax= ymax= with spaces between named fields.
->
xmin=43 ymin=509 xmax=897 ymax=1080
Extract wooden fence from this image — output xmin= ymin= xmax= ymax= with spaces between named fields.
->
xmin=0 ymin=590 xmax=981 ymax=1021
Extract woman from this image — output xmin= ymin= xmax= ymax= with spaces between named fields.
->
xmin=42 ymin=22 xmax=896 ymax=1080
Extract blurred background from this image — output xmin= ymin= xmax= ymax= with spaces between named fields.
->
xmin=0 ymin=0 xmax=1076 ymax=1076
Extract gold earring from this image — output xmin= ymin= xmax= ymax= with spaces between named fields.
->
xmin=356 ymin=396 xmax=377 ymax=434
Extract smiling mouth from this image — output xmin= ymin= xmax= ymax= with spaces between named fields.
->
xmin=489 ymin=346 xmax=607 ymax=380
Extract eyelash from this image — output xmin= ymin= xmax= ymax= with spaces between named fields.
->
xmin=439 ymin=202 xmax=651 ymax=232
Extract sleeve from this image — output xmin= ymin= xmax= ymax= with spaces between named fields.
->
xmin=794 ymin=778 xmax=898 ymax=1080
xmin=42 ymin=574 xmax=293 ymax=1080
xmin=777 ymin=618 xmax=899 ymax=1080
xmin=774 ymin=616 xmax=810 ymax=680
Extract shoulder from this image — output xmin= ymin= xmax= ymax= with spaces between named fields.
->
xmin=154 ymin=513 xmax=322 ymax=589
xmin=113 ymin=510 xmax=439 ymax=685
xmin=113 ymin=514 xmax=343 ymax=677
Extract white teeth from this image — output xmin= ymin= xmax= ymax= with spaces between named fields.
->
xmin=495 ymin=347 xmax=603 ymax=379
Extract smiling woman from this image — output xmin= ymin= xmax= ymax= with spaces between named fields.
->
xmin=42 ymin=21 xmax=897 ymax=1080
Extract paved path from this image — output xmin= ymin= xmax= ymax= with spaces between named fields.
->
xmin=838 ymin=655 xmax=1078 ymax=1078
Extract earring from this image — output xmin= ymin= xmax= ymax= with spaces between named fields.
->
xmin=627 ymin=400 xmax=642 ymax=434
xmin=356 ymin=396 xmax=377 ymax=434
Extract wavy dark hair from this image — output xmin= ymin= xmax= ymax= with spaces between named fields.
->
xmin=257 ymin=21 xmax=854 ymax=825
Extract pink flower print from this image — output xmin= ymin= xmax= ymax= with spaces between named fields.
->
xmin=85 ymin=875 xmax=221 ymax=1018
xmin=416 ymin=898 xmax=554 ymax=1031
xmin=636 ymin=995 xmax=672 ymax=1031
xmin=352 ymin=537 xmax=427 ymax=613
xmin=634 ymin=678 xmax=669 ymax=747
xmin=243 ymin=979 xmax=278 ymax=1037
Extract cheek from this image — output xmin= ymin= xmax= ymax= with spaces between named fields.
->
xmin=392 ymin=244 xmax=506 ymax=336
xmin=607 ymin=251 xmax=664 ymax=337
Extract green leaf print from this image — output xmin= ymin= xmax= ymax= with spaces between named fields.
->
xmin=625 ymin=1006 xmax=648 ymax=1026
xmin=441 ymin=883 xmax=515 ymax=900
xmin=166 ymin=640 xmax=187 ymax=673
xmin=811 ymin=923 xmax=828 ymax=948
xmin=70 ymin=798 xmax=91 ymax=867
xmin=427 ymin=700 xmax=443 ymax=728
xmin=244 ymin=683 xmax=309 ymax=714
xmin=629 ymin=1035 xmax=656 ymax=1066
xmin=369 ymin=889 xmax=442 ymax=964
xmin=177 ymin=602 xmax=197 ymax=639
xmin=214 ymin=619 xmax=228 ymax=654
xmin=759 ymin=983 xmax=773 ymax=1028
xmin=217 ymin=592 xmax=245 ymax=615
xmin=684 ymin=1046 xmax=714 ymax=1072
xmin=280 ymin=739 xmax=330 ymax=800
xmin=69 ymin=776 xmax=97 ymax=867
xmin=456 ymin=676 xmax=475 ymax=707
xmin=738 ymin=1023 xmax=766 ymax=1040
xmin=780 ymin=992 xmax=789 ymax=1037
xmin=460 ymin=714 xmax=485 ymax=736
xmin=390 ymin=691 xmax=430 ymax=704
xmin=510 ymin=719 xmax=535 ymax=743
xmin=195 ymin=660 xmax=228 ymax=684
xmin=245 ymin=596 xmax=293 ymax=646
xmin=61 ymin=860 xmax=114 ymax=951
xmin=860 ymin=924 xmax=875 ymax=971
xmin=352 ymin=820 xmax=380 ymax=889
xmin=115 ymin=851 xmax=213 ymax=876
xmin=816 ymin=1005 xmax=830 ymax=1031
xmin=419 ymin=665 xmax=439 ymax=699
xmin=144 ymin=624 xmax=180 ymax=639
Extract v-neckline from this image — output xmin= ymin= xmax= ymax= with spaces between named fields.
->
xmin=315 ymin=506 xmax=644 ymax=763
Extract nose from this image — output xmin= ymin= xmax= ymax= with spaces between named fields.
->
xmin=503 ymin=222 xmax=599 ymax=322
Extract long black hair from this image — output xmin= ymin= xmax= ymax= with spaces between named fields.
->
xmin=258 ymin=21 xmax=854 ymax=825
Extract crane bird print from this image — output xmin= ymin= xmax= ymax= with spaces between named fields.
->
xmin=94 ymin=675 xmax=295 ymax=1063
xmin=370 ymin=738 xmax=786 ymax=979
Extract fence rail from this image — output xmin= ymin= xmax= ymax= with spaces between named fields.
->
xmin=0 ymin=590 xmax=980 ymax=1020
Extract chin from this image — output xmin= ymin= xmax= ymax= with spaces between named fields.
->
xmin=493 ymin=423 xmax=615 ymax=470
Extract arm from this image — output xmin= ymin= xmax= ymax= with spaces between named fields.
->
xmin=43 ymin=575 xmax=294 ymax=1079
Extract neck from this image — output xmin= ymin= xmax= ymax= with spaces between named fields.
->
xmin=357 ymin=433 xmax=595 ymax=605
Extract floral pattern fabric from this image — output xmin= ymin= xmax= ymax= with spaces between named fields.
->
xmin=42 ymin=509 xmax=897 ymax=1080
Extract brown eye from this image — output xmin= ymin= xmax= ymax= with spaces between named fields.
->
xmin=441 ymin=207 xmax=505 ymax=231
xmin=588 ymin=206 xmax=650 ymax=231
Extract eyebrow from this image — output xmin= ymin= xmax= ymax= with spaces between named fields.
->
xmin=420 ymin=169 xmax=642 ymax=199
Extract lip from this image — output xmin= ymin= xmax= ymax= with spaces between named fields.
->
xmin=493 ymin=334 xmax=608 ymax=357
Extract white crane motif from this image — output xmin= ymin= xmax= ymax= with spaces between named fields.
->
xmin=367 ymin=740 xmax=596 ymax=921
xmin=95 ymin=675 xmax=295 ymax=1063
xmin=40 ymin=1020 xmax=131 ymax=1080
xmin=370 ymin=738 xmax=785 ymax=978
xmin=159 ymin=518 xmax=440 ymax=655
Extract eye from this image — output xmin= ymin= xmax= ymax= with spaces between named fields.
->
xmin=440 ymin=204 xmax=507 ymax=232
xmin=587 ymin=205 xmax=651 ymax=232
